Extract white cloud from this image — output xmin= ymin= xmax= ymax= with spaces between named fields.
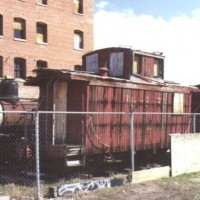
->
xmin=94 ymin=9 xmax=200 ymax=85
xmin=95 ymin=1 xmax=110 ymax=9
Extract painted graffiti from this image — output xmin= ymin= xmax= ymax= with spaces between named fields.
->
xmin=58 ymin=179 xmax=111 ymax=196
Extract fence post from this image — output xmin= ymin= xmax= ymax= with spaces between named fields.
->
xmin=35 ymin=110 xmax=41 ymax=200
xmin=130 ymin=112 xmax=135 ymax=174
xmin=193 ymin=113 xmax=196 ymax=133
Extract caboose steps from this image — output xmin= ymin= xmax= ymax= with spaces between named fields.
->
xmin=66 ymin=145 xmax=82 ymax=156
xmin=66 ymin=145 xmax=85 ymax=167
xmin=66 ymin=160 xmax=82 ymax=167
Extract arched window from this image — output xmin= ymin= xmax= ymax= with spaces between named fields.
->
xmin=37 ymin=60 xmax=48 ymax=69
xmin=74 ymin=0 xmax=83 ymax=14
xmin=14 ymin=18 xmax=26 ymax=39
xmin=36 ymin=22 xmax=47 ymax=43
xmin=0 ymin=15 xmax=3 ymax=36
xmin=37 ymin=0 xmax=47 ymax=6
xmin=14 ymin=57 xmax=26 ymax=79
xmin=74 ymin=30 xmax=83 ymax=50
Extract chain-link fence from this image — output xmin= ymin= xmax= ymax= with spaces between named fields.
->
xmin=0 ymin=111 xmax=198 ymax=199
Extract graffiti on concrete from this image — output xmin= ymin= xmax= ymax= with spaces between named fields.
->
xmin=58 ymin=179 xmax=111 ymax=195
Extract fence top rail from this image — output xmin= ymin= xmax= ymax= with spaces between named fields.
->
xmin=0 ymin=110 xmax=198 ymax=115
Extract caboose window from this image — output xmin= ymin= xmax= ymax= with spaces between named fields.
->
xmin=154 ymin=59 xmax=164 ymax=78
xmin=154 ymin=60 xmax=159 ymax=77
xmin=173 ymin=93 xmax=184 ymax=114
xmin=133 ymin=55 xmax=141 ymax=74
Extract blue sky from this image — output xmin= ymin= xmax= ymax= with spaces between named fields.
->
xmin=94 ymin=1 xmax=200 ymax=85
xmin=95 ymin=0 xmax=200 ymax=20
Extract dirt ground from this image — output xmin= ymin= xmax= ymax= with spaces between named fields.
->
xmin=57 ymin=172 xmax=200 ymax=200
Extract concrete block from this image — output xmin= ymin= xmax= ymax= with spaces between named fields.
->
xmin=171 ymin=133 xmax=200 ymax=176
xmin=132 ymin=166 xmax=170 ymax=184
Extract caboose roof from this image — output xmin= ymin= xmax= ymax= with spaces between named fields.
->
xmin=83 ymin=47 xmax=165 ymax=59
xmin=26 ymin=68 xmax=199 ymax=94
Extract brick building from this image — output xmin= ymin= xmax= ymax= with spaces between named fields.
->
xmin=0 ymin=0 xmax=94 ymax=79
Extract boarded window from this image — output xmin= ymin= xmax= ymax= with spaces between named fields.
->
xmin=36 ymin=22 xmax=47 ymax=43
xmin=0 ymin=15 xmax=3 ymax=36
xmin=109 ymin=52 xmax=124 ymax=77
xmin=37 ymin=60 xmax=48 ymax=69
xmin=37 ymin=0 xmax=47 ymax=5
xmin=14 ymin=18 xmax=26 ymax=39
xmin=74 ymin=30 xmax=83 ymax=49
xmin=14 ymin=58 xmax=26 ymax=79
xmin=173 ymin=93 xmax=184 ymax=114
xmin=86 ymin=53 xmax=99 ymax=74
xmin=74 ymin=0 xmax=83 ymax=14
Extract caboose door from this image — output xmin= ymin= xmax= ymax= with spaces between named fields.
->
xmin=66 ymin=81 xmax=87 ymax=145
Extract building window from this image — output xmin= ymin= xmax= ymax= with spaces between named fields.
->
xmin=36 ymin=22 xmax=47 ymax=43
xmin=14 ymin=58 xmax=26 ymax=79
xmin=14 ymin=18 xmax=26 ymax=39
xmin=74 ymin=0 xmax=83 ymax=14
xmin=173 ymin=93 xmax=184 ymax=114
xmin=37 ymin=0 xmax=47 ymax=5
xmin=37 ymin=60 xmax=48 ymax=69
xmin=0 ymin=15 xmax=3 ymax=36
xmin=74 ymin=30 xmax=83 ymax=50
xmin=0 ymin=56 xmax=3 ymax=77
xmin=132 ymin=55 xmax=141 ymax=74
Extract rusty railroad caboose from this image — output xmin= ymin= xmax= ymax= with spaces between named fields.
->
xmin=27 ymin=47 xmax=200 ymax=166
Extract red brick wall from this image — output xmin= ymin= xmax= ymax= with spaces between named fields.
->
xmin=0 ymin=0 xmax=94 ymax=78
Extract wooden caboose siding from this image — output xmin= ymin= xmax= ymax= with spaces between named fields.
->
xmin=141 ymin=56 xmax=154 ymax=77
xmin=26 ymin=69 xmax=198 ymax=155
xmin=38 ymin=81 xmax=55 ymax=145
xmin=83 ymin=47 xmax=164 ymax=80
xmin=66 ymin=81 xmax=87 ymax=145
xmin=191 ymin=92 xmax=200 ymax=132
xmin=54 ymin=82 xmax=67 ymax=145
xmin=83 ymin=47 xmax=132 ymax=79
xmin=86 ymin=84 xmax=193 ymax=152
